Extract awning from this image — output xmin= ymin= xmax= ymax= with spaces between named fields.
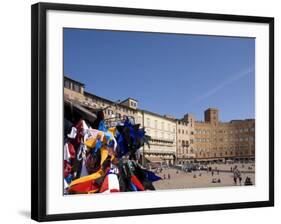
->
xmin=64 ymin=100 xmax=97 ymax=123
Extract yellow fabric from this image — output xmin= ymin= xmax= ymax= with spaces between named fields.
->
xmin=84 ymin=131 xmax=105 ymax=148
xmin=108 ymin=127 xmax=116 ymax=136
xmin=85 ymin=137 xmax=96 ymax=148
xmin=69 ymin=169 xmax=103 ymax=187
xmin=69 ymin=137 xmax=110 ymax=188
xmin=110 ymin=155 xmax=115 ymax=161
xmin=100 ymin=147 xmax=109 ymax=165
xmin=87 ymin=189 xmax=99 ymax=194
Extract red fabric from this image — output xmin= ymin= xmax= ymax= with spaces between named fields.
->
xmin=64 ymin=162 xmax=72 ymax=178
xmin=75 ymin=120 xmax=84 ymax=145
xmin=131 ymin=175 xmax=145 ymax=191
xmin=67 ymin=142 xmax=76 ymax=158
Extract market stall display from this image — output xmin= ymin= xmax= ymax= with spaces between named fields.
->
xmin=63 ymin=108 xmax=161 ymax=194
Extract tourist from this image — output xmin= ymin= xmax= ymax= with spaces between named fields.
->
xmin=245 ymin=177 xmax=253 ymax=185
xmin=239 ymin=176 xmax=242 ymax=185
xmin=163 ymin=174 xmax=166 ymax=180
xmin=211 ymin=170 xmax=214 ymax=176
xmin=168 ymin=173 xmax=171 ymax=179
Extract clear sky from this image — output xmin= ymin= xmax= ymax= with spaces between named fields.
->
xmin=64 ymin=28 xmax=255 ymax=122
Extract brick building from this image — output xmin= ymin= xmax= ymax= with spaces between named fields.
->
xmin=192 ymin=108 xmax=255 ymax=162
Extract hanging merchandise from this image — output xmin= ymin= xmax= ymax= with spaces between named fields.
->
xmin=64 ymin=114 xmax=161 ymax=195
xmin=67 ymin=127 xmax=77 ymax=139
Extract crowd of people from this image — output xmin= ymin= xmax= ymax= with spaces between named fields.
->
xmin=153 ymin=163 xmax=254 ymax=187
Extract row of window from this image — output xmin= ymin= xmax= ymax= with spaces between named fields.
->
xmin=194 ymin=136 xmax=254 ymax=143
xmin=130 ymin=101 xmax=137 ymax=107
xmin=196 ymin=151 xmax=254 ymax=157
xmin=179 ymin=129 xmax=187 ymax=134
xmin=195 ymin=129 xmax=210 ymax=134
xmin=177 ymin=121 xmax=188 ymax=125
xmin=194 ymin=138 xmax=210 ymax=142
xmin=150 ymin=139 xmax=174 ymax=145
xmin=178 ymin=148 xmax=255 ymax=157
xmin=91 ymin=101 xmax=136 ymax=115
xmin=64 ymin=80 xmax=82 ymax=93
xmin=179 ymin=140 xmax=189 ymax=146
xmin=119 ymin=107 xmax=135 ymax=114
xmin=178 ymin=139 xmax=194 ymax=145
xmin=145 ymin=118 xmax=175 ymax=133
xmin=177 ymin=120 xmax=194 ymax=127
xmin=177 ymin=148 xmax=191 ymax=154
xmin=191 ymin=145 xmax=254 ymax=152
xmin=178 ymin=129 xmax=194 ymax=135
xmin=146 ymin=129 xmax=175 ymax=141
xmin=194 ymin=127 xmax=255 ymax=135
xmin=104 ymin=109 xmax=114 ymax=115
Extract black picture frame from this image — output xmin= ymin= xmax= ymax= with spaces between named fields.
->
xmin=31 ymin=2 xmax=274 ymax=222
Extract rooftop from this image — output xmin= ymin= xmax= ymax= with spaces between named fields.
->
xmin=141 ymin=109 xmax=176 ymax=121
xmin=120 ymin=97 xmax=139 ymax=103
xmin=64 ymin=76 xmax=85 ymax=87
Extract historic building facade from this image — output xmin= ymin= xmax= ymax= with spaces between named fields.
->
xmin=176 ymin=114 xmax=196 ymax=164
xmin=64 ymin=76 xmax=141 ymax=122
xmin=64 ymin=76 xmax=255 ymax=165
xmin=64 ymin=76 xmax=176 ymax=165
xmin=193 ymin=108 xmax=255 ymax=162
xmin=142 ymin=111 xmax=177 ymax=165
xmin=64 ymin=77 xmax=85 ymax=103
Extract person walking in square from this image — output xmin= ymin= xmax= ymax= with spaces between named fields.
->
xmin=239 ymin=176 xmax=242 ymax=185
xmin=234 ymin=176 xmax=237 ymax=185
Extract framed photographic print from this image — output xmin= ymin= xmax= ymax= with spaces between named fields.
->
xmin=31 ymin=2 xmax=274 ymax=222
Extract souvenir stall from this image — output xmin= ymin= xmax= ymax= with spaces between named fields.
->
xmin=64 ymin=101 xmax=161 ymax=194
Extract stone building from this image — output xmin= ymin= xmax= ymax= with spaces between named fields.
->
xmin=64 ymin=76 xmax=85 ymax=103
xmin=64 ymin=76 xmax=176 ymax=165
xmin=193 ymin=108 xmax=255 ymax=162
xmin=176 ymin=114 xmax=196 ymax=164
xmin=64 ymin=76 xmax=141 ymax=123
xmin=142 ymin=110 xmax=177 ymax=165
xmin=64 ymin=76 xmax=255 ymax=165
xmin=84 ymin=91 xmax=143 ymax=125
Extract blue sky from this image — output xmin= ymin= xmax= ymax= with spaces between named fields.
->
xmin=64 ymin=28 xmax=255 ymax=122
